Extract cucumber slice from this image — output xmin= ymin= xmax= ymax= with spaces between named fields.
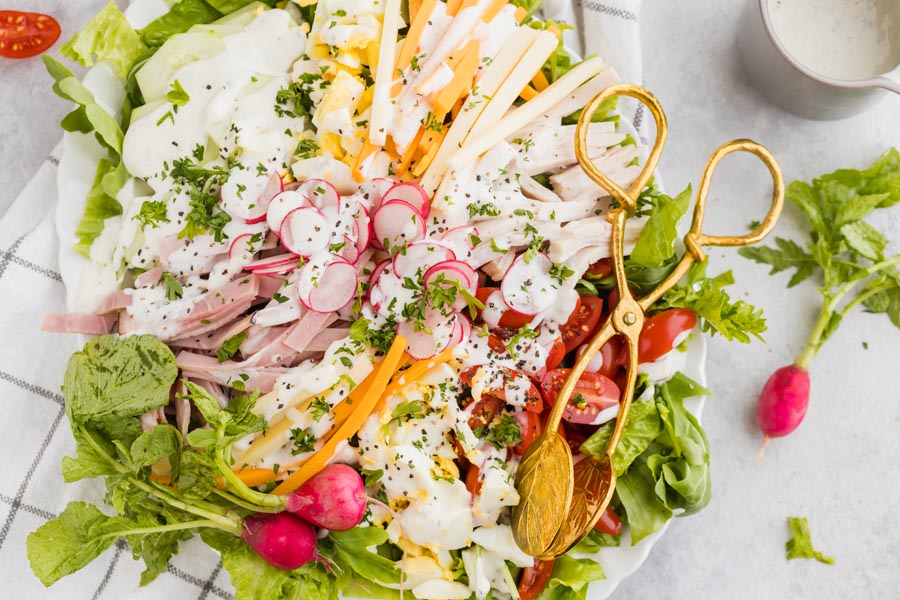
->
xmin=129 ymin=99 xmax=166 ymax=125
xmin=136 ymin=31 xmax=225 ymax=102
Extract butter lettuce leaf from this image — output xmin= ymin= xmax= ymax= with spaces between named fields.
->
xmin=61 ymin=1 xmax=148 ymax=77
xmin=536 ymin=555 xmax=605 ymax=600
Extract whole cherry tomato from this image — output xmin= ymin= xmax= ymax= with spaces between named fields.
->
xmin=518 ymin=559 xmax=555 ymax=600
xmin=540 ymin=369 xmax=620 ymax=425
xmin=0 ymin=11 xmax=61 ymax=59
xmin=593 ymin=506 xmax=623 ymax=536
xmin=638 ymin=308 xmax=697 ymax=363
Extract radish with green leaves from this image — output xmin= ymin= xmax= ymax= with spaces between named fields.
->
xmin=242 ymin=512 xmax=318 ymax=570
xmin=284 ymin=464 xmax=368 ymax=531
xmin=742 ymin=149 xmax=900 ymax=442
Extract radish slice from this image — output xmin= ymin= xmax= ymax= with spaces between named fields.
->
xmin=245 ymin=253 xmax=299 ymax=272
xmin=450 ymin=313 xmax=472 ymax=345
xmin=442 ymin=226 xmax=480 ymax=252
xmin=337 ymin=235 xmax=360 ymax=264
xmin=298 ymin=179 xmax=341 ymax=213
xmin=229 ymin=233 xmax=261 ymax=262
xmin=382 ymin=182 xmax=430 ymax=218
xmin=396 ymin=310 xmax=454 ymax=359
xmin=279 ymin=207 xmax=330 ymax=257
xmin=355 ymin=205 xmax=371 ymax=252
xmin=297 ymin=257 xmax=359 ymax=313
xmin=501 ymin=253 xmax=558 ymax=316
xmin=392 ymin=240 xmax=456 ymax=278
xmin=372 ymin=201 xmax=426 ymax=251
xmin=424 ymin=261 xmax=478 ymax=312
xmin=361 ymin=178 xmax=396 ymax=211
xmin=250 ymin=262 xmax=300 ymax=275
xmin=246 ymin=173 xmax=284 ymax=224
xmin=267 ymin=191 xmax=309 ymax=234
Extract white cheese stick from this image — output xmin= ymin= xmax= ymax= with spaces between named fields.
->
xmin=420 ymin=26 xmax=541 ymax=194
xmin=447 ymin=57 xmax=608 ymax=171
xmin=368 ymin=0 xmax=402 ymax=146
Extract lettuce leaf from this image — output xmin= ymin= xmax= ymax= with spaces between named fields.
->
xmin=61 ymin=1 xmax=148 ymax=77
xmin=582 ymin=373 xmax=712 ymax=544
xmin=630 ymin=185 xmax=692 ymax=268
xmin=73 ymin=160 xmax=125 ymax=257
xmin=140 ymin=0 xmax=224 ymax=47
xmin=536 ymin=555 xmax=605 ymax=600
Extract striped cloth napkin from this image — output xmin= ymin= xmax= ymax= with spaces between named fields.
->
xmin=0 ymin=1 xmax=643 ymax=598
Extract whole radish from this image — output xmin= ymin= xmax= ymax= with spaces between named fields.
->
xmin=242 ymin=512 xmax=317 ymax=570
xmin=756 ymin=364 xmax=810 ymax=438
xmin=285 ymin=464 xmax=367 ymax=531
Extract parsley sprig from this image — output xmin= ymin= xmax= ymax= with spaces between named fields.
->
xmin=740 ymin=149 xmax=900 ymax=367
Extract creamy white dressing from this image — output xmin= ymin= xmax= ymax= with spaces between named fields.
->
xmin=770 ymin=0 xmax=900 ymax=79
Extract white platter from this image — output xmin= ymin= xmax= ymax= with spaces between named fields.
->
xmin=54 ymin=1 xmax=708 ymax=597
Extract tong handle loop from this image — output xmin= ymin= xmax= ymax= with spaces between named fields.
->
xmin=575 ymin=84 xmax=668 ymax=214
xmin=687 ymin=139 xmax=785 ymax=259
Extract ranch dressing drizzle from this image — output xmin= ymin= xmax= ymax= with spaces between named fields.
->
xmin=769 ymin=0 xmax=900 ymax=80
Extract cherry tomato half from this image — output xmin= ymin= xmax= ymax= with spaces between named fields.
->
xmin=461 ymin=366 xmax=543 ymax=413
xmin=0 ymin=11 xmax=61 ymax=59
xmin=540 ymin=369 xmax=620 ymax=425
xmin=465 ymin=465 xmax=482 ymax=496
xmin=518 ymin=560 xmax=556 ymax=600
xmin=513 ymin=411 xmax=542 ymax=455
xmin=593 ymin=506 xmax=623 ymax=536
xmin=476 ymin=287 xmax=533 ymax=329
xmin=576 ymin=336 xmax=624 ymax=381
xmin=586 ymin=258 xmax=614 ymax=279
xmin=638 ymin=308 xmax=698 ymax=363
xmin=545 ymin=337 xmax=566 ymax=371
xmin=560 ymin=296 xmax=603 ymax=353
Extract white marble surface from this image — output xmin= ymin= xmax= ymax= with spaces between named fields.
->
xmin=2 ymin=1 xmax=899 ymax=599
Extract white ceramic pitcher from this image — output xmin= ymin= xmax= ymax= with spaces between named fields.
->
xmin=738 ymin=0 xmax=900 ymax=120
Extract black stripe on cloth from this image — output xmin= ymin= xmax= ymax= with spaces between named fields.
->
xmin=90 ymin=541 xmax=126 ymax=600
xmin=1 ymin=252 xmax=63 ymax=282
xmin=0 ymin=370 xmax=64 ymax=406
xmin=197 ymin=562 xmax=225 ymax=600
xmin=0 ymin=406 xmax=65 ymax=549
xmin=168 ymin=564 xmax=234 ymax=600
xmin=48 ymin=155 xmax=60 ymax=167
xmin=0 ymin=237 xmax=24 ymax=281
xmin=0 ymin=493 xmax=56 ymax=521
xmin=581 ymin=1 xmax=638 ymax=21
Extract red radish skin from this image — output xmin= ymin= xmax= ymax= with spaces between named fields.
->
xmin=284 ymin=465 xmax=367 ymax=531
xmin=242 ymin=512 xmax=317 ymax=570
xmin=756 ymin=364 xmax=810 ymax=438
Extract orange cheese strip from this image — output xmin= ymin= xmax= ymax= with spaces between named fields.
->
xmin=397 ymin=0 xmax=436 ymax=71
xmin=432 ymin=41 xmax=480 ymax=118
xmin=514 ymin=5 xmax=527 ymax=22
xmin=397 ymin=127 xmax=426 ymax=175
xmin=531 ymin=69 xmax=550 ymax=91
xmin=353 ymin=141 xmax=380 ymax=182
xmin=411 ymin=129 xmax=447 ymax=177
xmin=409 ymin=0 xmax=423 ymax=22
xmin=372 ymin=346 xmax=455 ymax=414
xmin=482 ymin=0 xmax=508 ymax=22
xmin=519 ymin=84 xmax=538 ymax=100
xmin=446 ymin=0 xmax=464 ymax=16
xmin=236 ymin=467 xmax=284 ymax=487
xmin=272 ymin=336 xmax=409 ymax=494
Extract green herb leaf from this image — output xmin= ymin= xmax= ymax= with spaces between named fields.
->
xmin=786 ymin=517 xmax=835 ymax=565
xmin=217 ymin=332 xmax=249 ymax=363
xmin=391 ymin=400 xmax=425 ymax=421
xmin=629 ymin=185 xmax=692 ymax=268
xmin=64 ymin=335 xmax=178 ymax=427
xmin=536 ymin=554 xmax=605 ymax=600
xmin=739 ymin=237 xmax=818 ymax=288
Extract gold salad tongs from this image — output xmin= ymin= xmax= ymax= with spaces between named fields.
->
xmin=511 ymin=84 xmax=786 ymax=558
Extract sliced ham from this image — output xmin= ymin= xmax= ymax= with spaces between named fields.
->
xmin=305 ymin=328 xmax=350 ymax=352
xmin=283 ymin=311 xmax=338 ymax=353
xmin=240 ymin=324 xmax=288 ymax=356
xmin=134 ymin=266 xmax=165 ymax=288
xmin=95 ymin=291 xmax=132 ymax=315
xmin=170 ymin=316 xmax=253 ymax=351
xmin=42 ymin=313 xmax=117 ymax=335
xmin=161 ymin=276 xmax=261 ymax=342
xmin=176 ymin=351 xmax=289 ymax=394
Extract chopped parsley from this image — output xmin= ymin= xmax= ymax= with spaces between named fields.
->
xmin=289 ymin=428 xmax=317 ymax=455
xmin=134 ymin=200 xmax=169 ymax=228
xmin=478 ymin=414 xmax=523 ymax=450
xmin=309 ymin=397 xmax=330 ymax=422
xmin=161 ymin=272 xmax=183 ymax=301
xmin=166 ymin=80 xmax=190 ymax=106
xmin=294 ymin=138 xmax=319 ymax=159
xmin=216 ymin=332 xmax=248 ymax=363
xmin=392 ymin=400 xmax=425 ymax=420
